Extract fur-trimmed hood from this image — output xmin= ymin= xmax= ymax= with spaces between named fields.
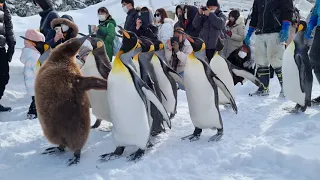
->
xmin=51 ymin=17 xmax=79 ymax=38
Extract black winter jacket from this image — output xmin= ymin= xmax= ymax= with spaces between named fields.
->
xmin=249 ymin=0 xmax=293 ymax=34
xmin=0 ymin=2 xmax=15 ymax=61
xmin=124 ymin=8 xmax=138 ymax=32
xmin=39 ymin=8 xmax=59 ymax=37
xmin=183 ymin=5 xmax=200 ymax=37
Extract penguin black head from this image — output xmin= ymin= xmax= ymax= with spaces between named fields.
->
xmin=296 ymin=20 xmax=307 ymax=33
xmin=118 ymin=26 xmax=140 ymax=53
xmin=216 ymin=38 xmax=224 ymax=52
xmin=139 ymin=37 xmax=155 ymax=53
xmin=20 ymin=36 xmax=51 ymax=55
xmin=54 ymin=35 xmax=89 ymax=58
xmin=151 ymin=39 xmax=165 ymax=51
xmin=175 ymin=30 xmax=205 ymax=52
xmin=87 ymin=36 xmax=105 ymax=50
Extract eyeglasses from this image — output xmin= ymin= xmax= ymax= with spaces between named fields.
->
xmin=154 ymin=14 xmax=160 ymax=17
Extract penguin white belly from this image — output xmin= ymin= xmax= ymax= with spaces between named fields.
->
xmin=282 ymin=46 xmax=305 ymax=106
xmin=107 ymin=71 xmax=150 ymax=149
xmin=81 ymin=55 xmax=111 ymax=122
xmin=210 ymin=55 xmax=235 ymax=104
xmin=184 ymin=60 xmax=222 ymax=129
xmin=151 ymin=56 xmax=176 ymax=114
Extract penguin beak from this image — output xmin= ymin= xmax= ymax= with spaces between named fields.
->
xmin=20 ymin=36 xmax=37 ymax=47
xmin=118 ymin=25 xmax=130 ymax=39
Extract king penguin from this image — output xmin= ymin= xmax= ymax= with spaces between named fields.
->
xmin=282 ymin=20 xmax=313 ymax=113
xmin=179 ymin=33 xmax=237 ymax=142
xmin=35 ymin=36 xmax=108 ymax=166
xmin=80 ymin=37 xmax=113 ymax=129
xmin=99 ymin=26 xmax=170 ymax=162
xmin=209 ymin=39 xmax=262 ymax=107
xmin=19 ymin=36 xmax=51 ymax=73
xmin=150 ymin=38 xmax=184 ymax=119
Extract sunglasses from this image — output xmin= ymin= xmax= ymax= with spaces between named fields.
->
xmin=154 ymin=14 xmax=160 ymax=17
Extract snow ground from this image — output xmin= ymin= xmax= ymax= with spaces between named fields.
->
xmin=1 ymin=0 xmax=320 ymax=180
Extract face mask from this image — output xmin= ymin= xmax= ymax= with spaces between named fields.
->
xmin=184 ymin=13 xmax=187 ymax=19
xmin=98 ymin=15 xmax=106 ymax=21
xmin=238 ymin=51 xmax=247 ymax=59
xmin=123 ymin=5 xmax=128 ymax=13
xmin=155 ymin=16 xmax=161 ymax=22
xmin=210 ymin=9 xmax=215 ymax=13
xmin=61 ymin=24 xmax=69 ymax=32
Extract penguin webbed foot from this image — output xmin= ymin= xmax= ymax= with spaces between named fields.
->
xmin=208 ymin=128 xmax=223 ymax=142
xmin=127 ymin=149 xmax=145 ymax=162
xmin=42 ymin=145 xmax=65 ymax=155
xmin=91 ymin=119 xmax=102 ymax=129
xmin=100 ymin=147 xmax=125 ymax=162
xmin=67 ymin=150 xmax=81 ymax=166
xmin=181 ymin=128 xmax=202 ymax=142
xmin=285 ymin=104 xmax=306 ymax=114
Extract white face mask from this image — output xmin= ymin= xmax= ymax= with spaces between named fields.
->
xmin=238 ymin=51 xmax=247 ymax=59
xmin=184 ymin=13 xmax=187 ymax=19
xmin=155 ymin=16 xmax=161 ymax=22
xmin=61 ymin=24 xmax=69 ymax=32
xmin=123 ymin=5 xmax=128 ymax=13
xmin=98 ymin=15 xmax=106 ymax=21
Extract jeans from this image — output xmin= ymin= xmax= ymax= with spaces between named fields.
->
xmin=178 ymin=71 xmax=185 ymax=91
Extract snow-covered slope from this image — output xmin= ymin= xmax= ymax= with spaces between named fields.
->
xmin=1 ymin=0 xmax=320 ymax=180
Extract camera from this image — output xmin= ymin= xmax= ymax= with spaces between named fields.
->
xmin=201 ymin=6 xmax=208 ymax=11
xmin=170 ymin=37 xmax=179 ymax=45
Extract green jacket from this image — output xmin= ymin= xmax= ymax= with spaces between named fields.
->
xmin=95 ymin=17 xmax=116 ymax=61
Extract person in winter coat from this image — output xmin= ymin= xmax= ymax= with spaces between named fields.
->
xmin=305 ymin=0 xmax=320 ymax=104
xmin=20 ymin=29 xmax=45 ymax=119
xmin=166 ymin=28 xmax=193 ymax=90
xmin=174 ymin=5 xmax=185 ymax=29
xmin=133 ymin=7 xmax=158 ymax=40
xmin=154 ymin=8 xmax=174 ymax=46
xmin=46 ymin=14 xmax=79 ymax=48
xmin=227 ymin=44 xmax=255 ymax=85
xmin=244 ymin=0 xmax=293 ymax=97
xmin=33 ymin=0 xmax=59 ymax=38
xmin=121 ymin=0 xmax=138 ymax=32
xmin=0 ymin=0 xmax=15 ymax=112
xmin=220 ymin=10 xmax=245 ymax=59
xmin=91 ymin=7 xmax=116 ymax=61
xmin=183 ymin=5 xmax=201 ymax=37
xmin=193 ymin=0 xmax=227 ymax=62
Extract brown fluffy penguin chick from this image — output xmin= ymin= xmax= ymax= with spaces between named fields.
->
xmin=34 ymin=36 xmax=108 ymax=166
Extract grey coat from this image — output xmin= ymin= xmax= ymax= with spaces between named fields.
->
xmin=193 ymin=9 xmax=226 ymax=50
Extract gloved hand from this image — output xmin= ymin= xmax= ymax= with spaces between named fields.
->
xmin=6 ymin=46 xmax=14 ymax=62
xmin=244 ymin=27 xmax=255 ymax=46
xmin=305 ymin=15 xmax=317 ymax=39
xmin=279 ymin=21 xmax=291 ymax=43
xmin=226 ymin=30 xmax=232 ymax=37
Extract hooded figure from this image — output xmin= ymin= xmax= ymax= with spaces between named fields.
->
xmin=46 ymin=14 xmax=79 ymax=48
xmin=174 ymin=4 xmax=185 ymax=29
xmin=183 ymin=5 xmax=201 ymax=37
xmin=33 ymin=0 xmax=59 ymax=37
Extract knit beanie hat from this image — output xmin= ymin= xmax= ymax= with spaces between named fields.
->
xmin=206 ymin=0 xmax=219 ymax=7
xmin=24 ymin=29 xmax=45 ymax=50
xmin=33 ymin=0 xmax=53 ymax=11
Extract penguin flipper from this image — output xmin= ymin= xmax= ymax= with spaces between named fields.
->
xmin=212 ymin=75 xmax=238 ymax=114
xmin=231 ymin=67 xmax=262 ymax=87
xmin=74 ymin=76 xmax=108 ymax=91
xmin=158 ymin=59 xmax=185 ymax=89
xmin=141 ymin=86 xmax=171 ymax=129
xmin=294 ymin=54 xmax=305 ymax=93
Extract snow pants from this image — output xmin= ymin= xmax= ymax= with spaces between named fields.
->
xmin=0 ymin=48 xmax=9 ymax=100
xmin=254 ymin=33 xmax=285 ymax=69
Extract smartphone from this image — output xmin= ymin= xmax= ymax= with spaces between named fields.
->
xmin=201 ymin=6 xmax=208 ymax=11
xmin=170 ymin=37 xmax=179 ymax=45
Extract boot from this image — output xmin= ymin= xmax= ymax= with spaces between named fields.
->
xmin=269 ymin=66 xmax=275 ymax=79
xmin=274 ymin=67 xmax=285 ymax=98
xmin=0 ymin=104 xmax=11 ymax=112
xmin=27 ymin=96 xmax=37 ymax=119
xmin=249 ymin=66 xmax=270 ymax=96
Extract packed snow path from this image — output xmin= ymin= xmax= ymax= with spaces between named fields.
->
xmin=0 ymin=50 xmax=320 ymax=180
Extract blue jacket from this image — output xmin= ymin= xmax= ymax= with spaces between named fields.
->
xmin=39 ymin=8 xmax=59 ymax=37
